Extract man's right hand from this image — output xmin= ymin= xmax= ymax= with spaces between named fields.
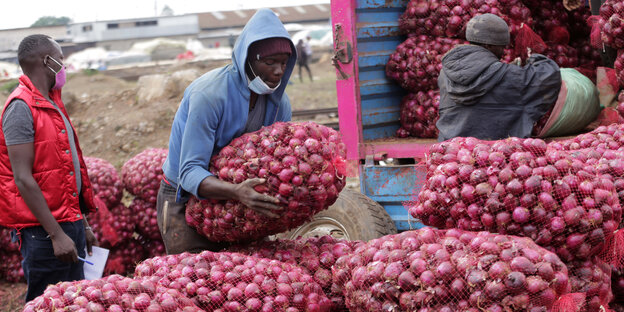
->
xmin=234 ymin=178 xmax=282 ymax=218
xmin=51 ymin=232 xmax=78 ymax=263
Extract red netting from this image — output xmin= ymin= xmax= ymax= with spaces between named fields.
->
xmin=385 ymin=35 xmax=467 ymax=93
xmin=566 ymin=256 xmax=613 ymax=312
xmin=85 ymin=156 xmax=123 ymax=209
xmin=121 ymin=148 xmax=168 ymax=203
xmin=599 ymin=0 xmax=624 ymax=49
xmin=514 ymin=24 xmax=547 ymax=59
xmin=396 ymin=91 xmax=440 ymax=139
xmin=407 ymin=135 xmax=623 ymax=264
xmin=23 ymin=274 xmax=202 ymax=311
xmin=399 ymin=0 xmax=533 ymax=42
xmin=331 ymin=228 xmax=575 ymax=311
xmin=0 ymin=228 xmax=23 ymax=283
xmin=618 ymin=92 xmax=624 ymax=118
xmin=90 ymin=198 xmax=123 ymax=248
xmin=588 ymin=16 xmax=607 ymax=49
xmin=229 ymin=236 xmax=365 ymax=311
xmin=185 ymin=122 xmax=347 ymax=242
xmin=134 ymin=251 xmax=332 ymax=311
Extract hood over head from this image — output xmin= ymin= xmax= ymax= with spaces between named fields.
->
xmin=231 ymin=8 xmax=297 ymax=100
xmin=439 ymin=44 xmax=507 ymax=106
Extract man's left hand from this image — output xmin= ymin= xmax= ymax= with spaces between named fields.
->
xmin=85 ymin=228 xmax=98 ymax=256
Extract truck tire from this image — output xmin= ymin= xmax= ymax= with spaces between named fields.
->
xmin=278 ymin=189 xmax=397 ymax=241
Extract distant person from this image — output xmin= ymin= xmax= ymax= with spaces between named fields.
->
xmin=296 ymin=39 xmax=313 ymax=82
xmin=305 ymin=35 xmax=313 ymax=59
xmin=0 ymin=34 xmax=99 ymax=302
xmin=229 ymin=34 xmax=236 ymax=49
xmin=158 ymin=9 xmax=296 ymax=254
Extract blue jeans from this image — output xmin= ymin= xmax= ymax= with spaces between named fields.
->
xmin=18 ymin=220 xmax=86 ymax=302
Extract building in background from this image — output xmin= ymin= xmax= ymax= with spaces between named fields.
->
xmin=0 ymin=4 xmax=330 ymax=65
xmin=68 ymin=14 xmax=200 ymax=51
xmin=197 ymin=4 xmax=330 ymax=47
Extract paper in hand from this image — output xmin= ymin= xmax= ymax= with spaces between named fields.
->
xmin=83 ymin=246 xmax=109 ymax=280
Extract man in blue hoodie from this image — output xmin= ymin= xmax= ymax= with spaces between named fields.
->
xmin=436 ymin=14 xmax=561 ymax=141
xmin=157 ymin=9 xmax=296 ymax=254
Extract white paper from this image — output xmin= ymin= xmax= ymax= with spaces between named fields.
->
xmin=83 ymin=246 xmax=109 ymax=280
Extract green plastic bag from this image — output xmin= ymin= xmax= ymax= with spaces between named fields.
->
xmin=537 ymin=68 xmax=601 ymax=138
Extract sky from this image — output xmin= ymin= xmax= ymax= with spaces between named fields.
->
xmin=0 ymin=0 xmax=330 ymax=30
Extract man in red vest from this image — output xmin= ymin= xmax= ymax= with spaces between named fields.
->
xmin=0 ymin=34 xmax=98 ymax=302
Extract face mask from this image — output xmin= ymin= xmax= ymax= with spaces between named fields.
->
xmin=46 ymin=56 xmax=66 ymax=90
xmin=248 ymin=62 xmax=280 ymax=95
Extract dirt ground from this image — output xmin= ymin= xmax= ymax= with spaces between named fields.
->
xmin=0 ymin=52 xmax=337 ymax=169
xmin=0 ymin=53 xmax=339 ymax=311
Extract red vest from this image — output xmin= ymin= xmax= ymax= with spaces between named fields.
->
xmin=0 ymin=75 xmax=97 ymax=228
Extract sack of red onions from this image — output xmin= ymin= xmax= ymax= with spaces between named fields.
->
xmin=229 ymin=236 xmax=365 ymax=311
xmin=408 ymin=136 xmax=622 ymax=263
xmin=134 ymin=251 xmax=332 ymax=312
xmin=23 ymin=274 xmax=202 ymax=311
xmin=332 ymin=228 xmax=577 ymax=312
xmin=185 ymin=122 xmax=347 ymax=242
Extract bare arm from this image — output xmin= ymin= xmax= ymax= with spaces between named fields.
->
xmin=198 ymin=176 xmax=281 ymax=218
xmin=7 ymin=142 xmax=78 ymax=263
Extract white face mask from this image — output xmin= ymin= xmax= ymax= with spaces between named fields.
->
xmin=248 ymin=62 xmax=280 ymax=95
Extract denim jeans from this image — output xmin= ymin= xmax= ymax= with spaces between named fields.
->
xmin=19 ymin=220 xmax=85 ymax=302
xmin=156 ymin=180 xmax=227 ymax=254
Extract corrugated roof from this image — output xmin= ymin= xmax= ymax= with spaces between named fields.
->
xmin=197 ymin=4 xmax=330 ymax=30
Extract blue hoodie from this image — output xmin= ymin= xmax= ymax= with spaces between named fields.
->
xmin=162 ymin=8 xmax=296 ymax=200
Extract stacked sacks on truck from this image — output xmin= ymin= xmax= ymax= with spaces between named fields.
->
xmin=185 ymin=121 xmax=347 ymax=243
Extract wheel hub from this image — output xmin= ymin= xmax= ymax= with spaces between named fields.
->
xmin=288 ymin=216 xmax=351 ymax=240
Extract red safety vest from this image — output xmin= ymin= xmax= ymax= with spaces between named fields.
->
xmin=0 ymin=75 xmax=97 ymax=228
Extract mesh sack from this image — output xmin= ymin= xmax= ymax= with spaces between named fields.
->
xmin=386 ymin=35 xmax=467 ymax=92
xmin=396 ymin=91 xmax=440 ymax=139
xmin=229 ymin=236 xmax=365 ymax=311
xmin=514 ymin=23 xmax=548 ymax=59
xmin=85 ymin=156 xmax=123 ymax=209
xmin=121 ymin=147 xmax=168 ymax=203
xmin=134 ymin=251 xmax=332 ymax=311
xmin=588 ymin=15 xmax=607 ymax=49
xmin=22 ymin=274 xmax=202 ymax=311
xmin=130 ymin=197 xmax=160 ymax=241
xmin=567 ymin=6 xmax=593 ymax=41
xmin=544 ymin=44 xmax=580 ymax=68
xmin=566 ymin=256 xmax=613 ymax=312
xmin=331 ymin=228 xmax=576 ymax=311
xmin=89 ymin=199 xmax=124 ymax=248
xmin=599 ymin=0 xmax=624 ymax=49
xmin=619 ymin=92 xmax=624 ymax=117
xmin=398 ymin=0 xmax=533 ymax=42
xmin=408 ymin=136 xmax=622 ymax=263
xmin=185 ymin=121 xmax=347 ymax=243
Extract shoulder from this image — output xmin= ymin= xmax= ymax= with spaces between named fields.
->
xmin=4 ymin=99 xmax=32 ymax=117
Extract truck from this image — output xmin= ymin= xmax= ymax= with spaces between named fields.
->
xmin=282 ymin=0 xmax=431 ymax=241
